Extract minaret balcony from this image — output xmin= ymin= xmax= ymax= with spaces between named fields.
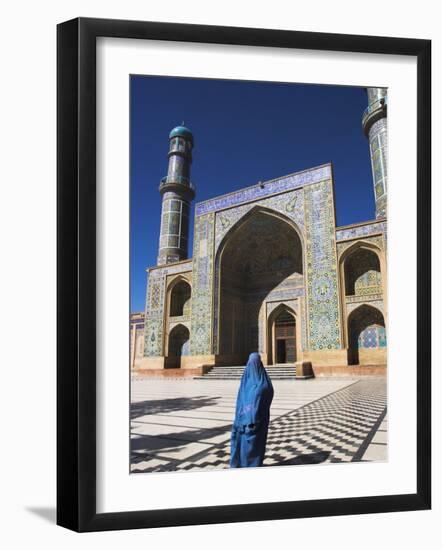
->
xmin=362 ymin=96 xmax=387 ymax=136
xmin=159 ymin=176 xmax=196 ymax=198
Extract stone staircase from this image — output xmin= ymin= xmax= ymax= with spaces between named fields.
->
xmin=194 ymin=364 xmax=297 ymax=380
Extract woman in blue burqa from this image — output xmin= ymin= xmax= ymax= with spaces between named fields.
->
xmin=230 ymin=352 xmax=274 ymax=468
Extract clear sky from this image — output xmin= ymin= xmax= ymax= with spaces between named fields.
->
xmin=130 ymin=76 xmax=375 ymax=313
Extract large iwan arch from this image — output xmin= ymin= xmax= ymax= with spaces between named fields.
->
xmin=214 ymin=207 xmax=304 ymax=365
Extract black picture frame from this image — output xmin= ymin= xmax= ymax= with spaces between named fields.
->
xmin=57 ymin=17 xmax=431 ymax=532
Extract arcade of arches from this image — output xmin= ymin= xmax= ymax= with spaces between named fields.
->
xmin=165 ymin=279 xmax=192 ymax=368
xmin=341 ymin=245 xmax=386 ymax=365
xmin=140 ymin=232 xmax=387 ymax=371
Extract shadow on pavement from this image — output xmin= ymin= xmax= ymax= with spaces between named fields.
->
xmin=131 ymin=395 xmax=221 ymax=420
xmin=131 ymin=424 xmax=232 ymax=454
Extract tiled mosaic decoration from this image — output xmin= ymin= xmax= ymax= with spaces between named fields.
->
xmin=144 ymin=271 xmax=166 ymax=356
xmin=304 ymin=180 xmax=341 ymax=350
xmin=214 ymin=189 xmax=305 ymax=254
xmin=196 ymin=165 xmax=331 ymax=216
xmin=189 ymin=213 xmax=215 ymax=355
xmin=369 ymin=117 xmax=388 ymax=219
xmin=354 ymin=270 xmax=382 ymax=295
xmin=346 ymin=299 xmax=384 ymax=315
xmin=336 ymin=221 xmax=387 ymax=243
xmin=144 ymin=261 xmax=192 ymax=357
xmin=358 ymin=324 xmax=387 ymax=348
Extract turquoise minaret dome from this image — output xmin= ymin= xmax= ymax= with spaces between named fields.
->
xmin=169 ymin=124 xmax=194 ymax=144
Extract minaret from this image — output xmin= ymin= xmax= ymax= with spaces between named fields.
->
xmin=362 ymin=88 xmax=388 ymax=219
xmin=157 ymin=125 xmax=196 ymax=265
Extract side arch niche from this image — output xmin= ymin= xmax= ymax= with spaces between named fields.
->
xmin=347 ymin=304 xmax=386 ymax=365
xmin=166 ymin=324 xmax=190 ymax=368
xmin=342 ymin=245 xmax=382 ymax=297
xmin=168 ymin=278 xmax=191 ymax=317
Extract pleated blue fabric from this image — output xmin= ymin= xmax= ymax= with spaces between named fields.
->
xmin=230 ymin=352 xmax=274 ymax=468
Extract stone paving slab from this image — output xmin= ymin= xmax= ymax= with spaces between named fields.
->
xmin=131 ymin=377 xmax=387 ymax=473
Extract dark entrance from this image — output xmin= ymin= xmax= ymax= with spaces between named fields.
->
xmin=274 ymin=310 xmax=296 ymax=363
xmin=167 ymin=324 xmax=190 ymax=368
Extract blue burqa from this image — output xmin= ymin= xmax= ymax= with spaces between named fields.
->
xmin=230 ymin=352 xmax=274 ymax=468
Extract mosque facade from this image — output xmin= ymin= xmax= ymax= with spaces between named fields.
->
xmin=133 ymin=88 xmax=388 ymax=376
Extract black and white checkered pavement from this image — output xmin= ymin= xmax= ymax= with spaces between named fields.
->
xmin=131 ymin=378 xmax=387 ymax=473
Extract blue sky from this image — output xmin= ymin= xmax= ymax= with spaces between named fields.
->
xmin=130 ymin=76 xmax=375 ymax=312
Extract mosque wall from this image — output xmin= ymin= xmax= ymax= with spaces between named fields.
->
xmin=142 ymin=260 xmax=192 ymax=364
xmin=139 ymin=167 xmax=387 ymax=372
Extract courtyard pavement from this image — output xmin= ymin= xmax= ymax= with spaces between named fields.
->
xmin=130 ymin=377 xmax=387 ymax=473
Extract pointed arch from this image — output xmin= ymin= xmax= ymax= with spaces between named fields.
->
xmin=347 ymin=303 xmax=386 ymax=365
xmin=216 ymin=204 xmax=305 ymax=264
xmin=340 ymin=241 xmax=382 ymax=295
xmin=339 ymin=239 xmax=383 ymax=265
xmin=268 ymin=302 xmax=298 ymax=324
xmin=213 ymin=206 xmax=305 ymax=363
xmin=167 ymin=275 xmax=192 ymax=317
xmin=167 ymin=323 xmax=190 ymax=368
xmin=267 ymin=303 xmax=299 ymax=365
xmin=338 ymin=239 xmax=387 ymax=346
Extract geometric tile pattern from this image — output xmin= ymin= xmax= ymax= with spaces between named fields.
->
xmin=189 ymin=212 xmax=215 ymax=355
xmin=131 ymin=378 xmax=387 ymax=473
xmin=369 ymin=117 xmax=388 ymax=219
xmin=304 ymin=179 xmax=342 ymax=350
xmin=346 ymin=298 xmax=384 ymax=315
xmin=336 ymin=237 xmax=386 ymax=272
xmin=213 ymin=189 xmax=305 ymax=254
xmin=195 ymin=164 xmax=331 ymax=216
xmin=358 ymin=325 xmax=387 ymax=348
xmin=336 ymin=222 xmax=387 ymax=243
xmin=144 ymin=261 xmax=193 ymax=357
xmin=143 ymin=270 xmax=166 ymax=356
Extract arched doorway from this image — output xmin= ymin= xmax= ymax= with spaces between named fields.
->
xmin=167 ymin=324 xmax=190 ymax=368
xmin=347 ymin=304 xmax=386 ymax=365
xmin=169 ymin=280 xmax=191 ymax=317
xmin=217 ymin=209 xmax=303 ymax=364
xmin=273 ymin=309 xmax=296 ymax=364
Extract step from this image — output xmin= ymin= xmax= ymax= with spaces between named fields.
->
xmin=195 ymin=364 xmax=297 ymax=380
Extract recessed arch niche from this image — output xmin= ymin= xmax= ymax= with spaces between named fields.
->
xmin=347 ymin=304 xmax=386 ymax=365
xmin=167 ymin=324 xmax=190 ymax=368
